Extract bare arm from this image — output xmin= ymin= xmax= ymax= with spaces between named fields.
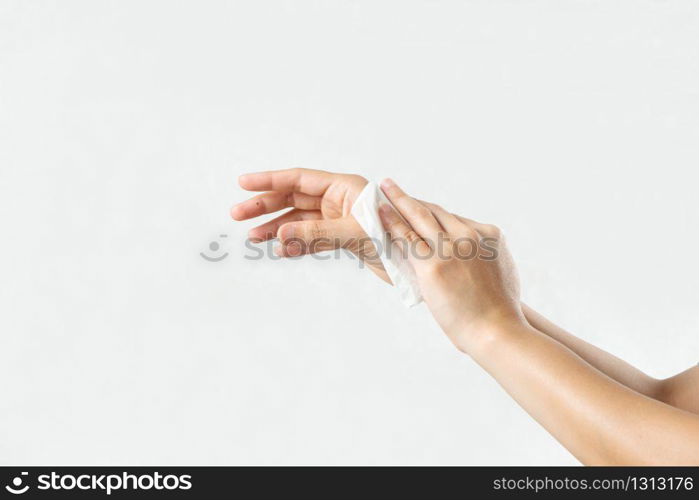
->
xmin=471 ymin=321 xmax=699 ymax=465
xmin=522 ymin=303 xmax=699 ymax=414
xmin=376 ymin=178 xmax=699 ymax=464
xmin=233 ymin=169 xmax=699 ymax=463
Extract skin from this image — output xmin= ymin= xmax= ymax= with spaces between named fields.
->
xmin=232 ymin=168 xmax=699 ymax=465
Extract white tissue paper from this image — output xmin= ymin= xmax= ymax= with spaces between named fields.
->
xmin=351 ymin=181 xmax=423 ymax=307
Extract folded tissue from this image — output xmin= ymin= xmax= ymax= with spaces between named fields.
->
xmin=350 ymin=181 xmax=423 ymax=308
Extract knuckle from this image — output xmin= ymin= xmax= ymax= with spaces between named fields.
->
xmin=413 ymin=203 xmax=432 ymax=219
xmin=481 ymin=223 xmax=501 ymax=238
xmin=346 ymin=174 xmax=367 ymax=184
xmin=309 ymin=222 xmax=327 ymax=240
xmin=461 ymin=226 xmax=479 ymax=240
xmin=438 ymin=231 xmax=451 ymax=243
xmin=405 ymin=229 xmax=422 ymax=244
xmin=285 ymin=192 xmax=296 ymax=207
xmin=358 ymin=237 xmax=378 ymax=256
xmin=455 ymin=238 xmax=470 ymax=252
xmin=454 ymin=237 xmax=478 ymax=258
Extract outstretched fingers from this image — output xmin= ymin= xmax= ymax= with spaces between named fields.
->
xmin=247 ymin=209 xmax=322 ymax=242
xmin=238 ymin=168 xmax=335 ymax=196
xmin=275 ymin=216 xmax=360 ymax=257
xmin=231 ymin=191 xmax=321 ymax=221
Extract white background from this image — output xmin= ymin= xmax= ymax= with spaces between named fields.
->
xmin=1 ymin=1 xmax=698 ymax=465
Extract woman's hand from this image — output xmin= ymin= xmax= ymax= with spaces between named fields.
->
xmin=232 ymin=168 xmax=526 ymax=350
xmin=234 ymin=171 xmax=699 ymax=464
xmin=231 ymin=168 xmax=390 ymax=282
xmin=378 ymin=178 xmax=699 ymax=465
xmin=378 ymin=178 xmax=526 ymax=353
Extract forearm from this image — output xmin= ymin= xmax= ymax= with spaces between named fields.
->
xmin=521 ymin=304 xmax=699 ymax=414
xmin=463 ymin=322 xmax=699 ymax=465
xmin=521 ymin=303 xmax=661 ymax=399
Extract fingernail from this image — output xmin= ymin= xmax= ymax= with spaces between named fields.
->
xmin=230 ymin=205 xmax=242 ymax=220
xmin=286 ymin=241 xmax=302 ymax=256
xmin=380 ymin=178 xmax=396 ymax=189
xmin=279 ymin=224 xmax=294 ymax=241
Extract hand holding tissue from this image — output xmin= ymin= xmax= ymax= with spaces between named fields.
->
xmin=351 ymin=182 xmax=423 ymax=307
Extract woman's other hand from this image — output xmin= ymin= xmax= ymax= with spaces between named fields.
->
xmin=378 ymin=178 xmax=525 ymax=353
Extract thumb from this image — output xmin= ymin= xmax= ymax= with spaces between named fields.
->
xmin=276 ymin=216 xmax=363 ymax=257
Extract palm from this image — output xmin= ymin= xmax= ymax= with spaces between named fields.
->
xmin=232 ymin=169 xmax=389 ymax=282
xmin=317 ymin=174 xmax=368 ymax=219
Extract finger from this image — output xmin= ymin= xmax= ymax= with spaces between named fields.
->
xmin=231 ymin=191 xmax=321 ymax=221
xmin=378 ymin=204 xmax=432 ymax=260
xmin=416 ymin=199 xmax=464 ymax=235
xmin=454 ymin=215 xmax=480 ymax=228
xmin=276 ymin=217 xmax=360 ymax=257
xmin=238 ymin=168 xmax=335 ymax=196
xmin=247 ymin=209 xmax=322 ymax=242
xmin=379 ymin=178 xmax=443 ymax=244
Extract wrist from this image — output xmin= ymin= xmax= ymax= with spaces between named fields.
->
xmin=452 ymin=309 xmax=529 ymax=357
